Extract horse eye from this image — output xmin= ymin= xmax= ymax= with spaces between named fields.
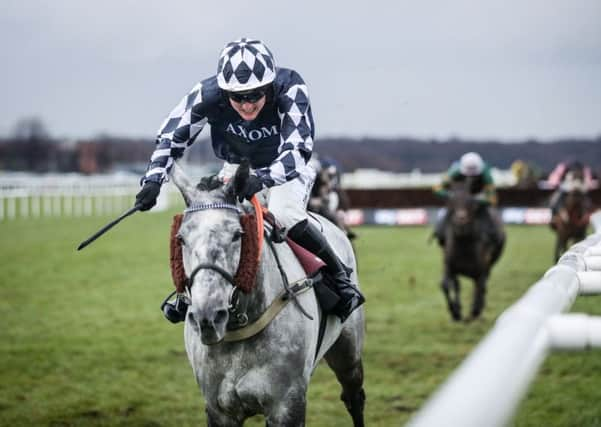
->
xmin=177 ymin=234 xmax=186 ymax=246
xmin=232 ymin=230 xmax=244 ymax=242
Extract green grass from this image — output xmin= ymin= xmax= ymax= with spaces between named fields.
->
xmin=1 ymin=213 xmax=600 ymax=426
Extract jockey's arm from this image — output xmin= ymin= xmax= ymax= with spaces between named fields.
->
xmin=255 ymin=71 xmax=314 ymax=188
xmin=473 ymin=186 xmax=497 ymax=206
xmin=479 ymin=168 xmax=498 ymax=206
xmin=433 ymin=180 xmax=450 ymax=199
xmin=337 ymin=188 xmax=352 ymax=211
xmin=143 ymin=82 xmax=207 ymax=185
xmin=433 ymin=164 xmax=461 ymax=199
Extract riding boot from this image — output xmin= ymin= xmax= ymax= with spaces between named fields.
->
xmin=161 ymin=292 xmax=188 ymax=324
xmin=288 ymin=219 xmax=365 ymax=322
xmin=550 ymin=191 xmax=565 ymax=216
xmin=433 ymin=213 xmax=448 ymax=246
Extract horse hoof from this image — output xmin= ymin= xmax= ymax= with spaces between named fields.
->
xmin=467 ymin=312 xmax=485 ymax=323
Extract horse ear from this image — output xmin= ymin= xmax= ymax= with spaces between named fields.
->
xmin=223 ymin=160 xmax=251 ymax=203
xmin=169 ymin=161 xmax=196 ymax=206
xmin=233 ymin=159 xmax=251 ymax=196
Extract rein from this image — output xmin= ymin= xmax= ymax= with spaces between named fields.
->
xmin=188 ymin=263 xmax=236 ymax=287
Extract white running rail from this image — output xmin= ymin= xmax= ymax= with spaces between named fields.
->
xmin=408 ymin=210 xmax=601 ymax=427
xmin=0 ymin=173 xmax=176 ymax=220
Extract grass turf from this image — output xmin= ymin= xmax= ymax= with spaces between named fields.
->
xmin=1 ymin=212 xmax=600 ymax=426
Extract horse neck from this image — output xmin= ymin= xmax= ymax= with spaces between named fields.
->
xmin=239 ymin=241 xmax=280 ymax=321
xmin=565 ymin=192 xmax=584 ymax=213
xmin=448 ymin=209 xmax=479 ymax=239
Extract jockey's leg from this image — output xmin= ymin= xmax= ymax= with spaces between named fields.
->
xmin=480 ymin=206 xmax=504 ymax=247
xmin=268 ymin=174 xmax=364 ymax=322
xmin=433 ymin=210 xmax=448 ymax=245
xmin=550 ymin=190 xmax=566 ymax=216
xmin=287 ymin=219 xmax=365 ymax=322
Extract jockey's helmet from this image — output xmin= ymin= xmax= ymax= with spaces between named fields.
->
xmin=217 ymin=38 xmax=276 ymax=92
xmin=460 ymin=152 xmax=484 ymax=176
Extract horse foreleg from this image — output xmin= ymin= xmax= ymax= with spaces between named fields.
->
xmin=325 ymin=333 xmax=366 ymax=427
xmin=441 ymin=274 xmax=461 ymax=321
xmin=470 ymin=275 xmax=488 ymax=320
xmin=206 ymin=407 xmax=243 ymax=427
xmin=265 ymin=386 xmax=307 ymax=427
xmin=554 ymin=235 xmax=564 ymax=263
xmin=334 ymin=361 xmax=365 ymax=427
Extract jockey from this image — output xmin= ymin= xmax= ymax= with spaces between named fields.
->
xmin=432 ymin=152 xmax=503 ymax=246
xmin=309 ymin=155 xmax=356 ymax=239
xmin=549 ymin=161 xmax=592 ymax=216
xmin=134 ymin=38 xmax=364 ymax=323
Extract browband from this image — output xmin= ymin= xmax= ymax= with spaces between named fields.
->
xmin=184 ymin=202 xmax=241 ymax=214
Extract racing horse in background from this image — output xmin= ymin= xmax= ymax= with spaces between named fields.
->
xmin=437 ymin=180 xmax=505 ymax=321
xmin=550 ymin=172 xmax=593 ymax=262
xmin=169 ymin=161 xmax=365 ymax=426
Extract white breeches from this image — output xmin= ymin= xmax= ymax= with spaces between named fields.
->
xmin=218 ymin=162 xmax=316 ymax=233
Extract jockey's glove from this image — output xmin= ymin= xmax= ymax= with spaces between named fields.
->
xmin=135 ymin=181 xmax=161 ymax=211
xmin=237 ymin=175 xmax=264 ymax=202
xmin=473 ymin=193 xmax=489 ymax=204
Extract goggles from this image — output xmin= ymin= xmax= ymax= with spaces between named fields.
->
xmin=227 ymin=87 xmax=268 ymax=104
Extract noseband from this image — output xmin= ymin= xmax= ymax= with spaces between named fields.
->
xmin=188 ymin=262 xmax=236 ymax=288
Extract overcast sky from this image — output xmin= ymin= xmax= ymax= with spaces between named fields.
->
xmin=2 ymin=0 xmax=600 ymax=141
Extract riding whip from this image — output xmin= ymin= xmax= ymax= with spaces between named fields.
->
xmin=76 ymin=204 xmax=142 ymax=251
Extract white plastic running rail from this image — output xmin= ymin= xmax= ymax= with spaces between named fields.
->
xmin=408 ymin=210 xmax=601 ymax=427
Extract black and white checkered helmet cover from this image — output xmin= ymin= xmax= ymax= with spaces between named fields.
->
xmin=217 ymin=38 xmax=276 ymax=91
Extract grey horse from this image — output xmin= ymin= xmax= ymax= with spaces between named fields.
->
xmin=169 ymin=162 xmax=366 ymax=426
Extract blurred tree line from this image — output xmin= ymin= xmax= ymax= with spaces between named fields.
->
xmin=1 ymin=117 xmax=599 ymax=183
xmin=315 ymin=137 xmax=601 ymax=175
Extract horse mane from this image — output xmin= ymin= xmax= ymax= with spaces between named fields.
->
xmin=196 ymin=174 xmax=224 ymax=192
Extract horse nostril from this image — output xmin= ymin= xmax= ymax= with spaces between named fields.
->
xmin=214 ymin=309 xmax=228 ymax=325
xmin=188 ymin=310 xmax=211 ymax=328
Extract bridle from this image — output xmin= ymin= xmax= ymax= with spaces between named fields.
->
xmin=180 ymin=201 xmax=247 ymax=322
xmin=177 ymin=197 xmax=313 ymax=338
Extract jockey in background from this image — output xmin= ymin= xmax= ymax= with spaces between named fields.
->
xmin=432 ymin=152 xmax=503 ymax=246
xmin=548 ymin=161 xmax=594 ymax=216
xmin=134 ymin=38 xmax=364 ymax=323
xmin=308 ymin=154 xmax=356 ymax=239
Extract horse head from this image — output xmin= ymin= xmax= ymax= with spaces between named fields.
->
xmin=559 ymin=185 xmax=590 ymax=231
xmin=170 ymin=161 xmax=248 ymax=345
xmin=446 ymin=181 xmax=480 ymax=237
